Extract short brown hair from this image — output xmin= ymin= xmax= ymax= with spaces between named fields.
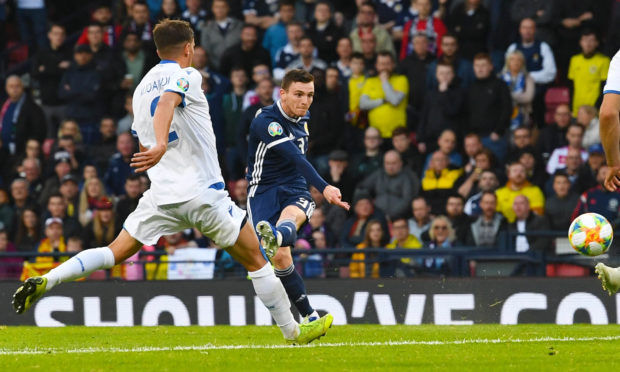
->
xmin=391 ymin=127 xmax=409 ymax=138
xmin=281 ymin=69 xmax=314 ymax=90
xmin=473 ymin=52 xmax=492 ymax=63
xmin=153 ymin=19 xmax=194 ymax=56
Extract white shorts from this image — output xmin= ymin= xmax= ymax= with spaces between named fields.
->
xmin=123 ymin=188 xmax=246 ymax=247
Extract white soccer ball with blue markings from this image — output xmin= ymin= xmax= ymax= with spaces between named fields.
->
xmin=568 ymin=213 xmax=613 ymax=256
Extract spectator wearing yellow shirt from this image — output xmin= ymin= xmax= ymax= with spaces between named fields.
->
xmin=496 ymin=162 xmax=545 ymax=223
xmin=385 ymin=217 xmax=422 ymax=277
xmin=350 ymin=220 xmax=385 ymax=279
xmin=568 ymin=30 xmax=610 ymax=116
xmin=36 ymin=217 xmax=66 ymax=264
xmin=359 ymin=52 xmax=409 ymax=139
xmin=347 ymin=52 xmax=367 ymax=129
xmin=421 ymin=151 xmax=464 ymax=215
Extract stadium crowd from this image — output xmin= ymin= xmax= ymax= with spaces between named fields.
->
xmin=0 ymin=0 xmax=620 ymax=280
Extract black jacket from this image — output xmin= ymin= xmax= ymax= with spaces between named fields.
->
xmin=398 ymin=52 xmax=434 ymax=110
xmin=31 ymin=44 xmax=72 ymax=105
xmin=308 ymin=88 xmax=345 ymax=157
xmin=418 ymin=85 xmax=465 ymax=144
xmin=58 ymin=61 xmax=103 ymax=123
xmin=307 ymin=20 xmax=344 ymax=64
xmin=447 ymin=3 xmax=490 ymax=60
xmin=12 ymin=94 xmax=46 ymax=156
xmin=537 ymin=123 xmax=568 ymax=158
xmin=466 ymin=76 xmax=512 ymax=136
xmin=508 ymin=213 xmax=552 ymax=254
xmin=220 ymin=44 xmax=271 ymax=79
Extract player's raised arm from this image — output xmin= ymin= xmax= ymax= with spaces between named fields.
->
xmin=268 ymin=139 xmax=350 ymax=211
xmin=131 ymin=91 xmax=181 ymax=173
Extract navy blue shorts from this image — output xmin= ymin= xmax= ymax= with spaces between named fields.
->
xmin=247 ymin=184 xmax=315 ymax=230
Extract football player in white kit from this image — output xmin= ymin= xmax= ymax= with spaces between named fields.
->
xmin=590 ymin=48 xmax=620 ymax=295
xmin=12 ymin=19 xmax=332 ymax=344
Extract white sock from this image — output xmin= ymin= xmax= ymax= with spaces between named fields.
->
xmin=43 ymin=247 xmax=116 ymax=291
xmin=248 ymin=263 xmax=299 ymax=340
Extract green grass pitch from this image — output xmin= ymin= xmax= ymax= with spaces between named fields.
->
xmin=1 ymin=324 xmax=620 ymax=370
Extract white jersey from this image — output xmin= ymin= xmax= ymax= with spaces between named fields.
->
xmin=604 ymin=49 xmax=620 ymax=94
xmin=132 ymin=60 xmax=223 ymax=205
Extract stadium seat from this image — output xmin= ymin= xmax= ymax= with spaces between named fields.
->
xmin=544 ymin=87 xmax=570 ymax=124
xmin=545 ymin=263 xmax=589 ymax=277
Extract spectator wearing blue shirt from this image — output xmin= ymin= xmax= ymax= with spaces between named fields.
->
xmin=181 ymin=0 xmax=207 ymax=43
xmin=374 ymin=0 xmax=407 ymax=31
xmin=273 ymin=21 xmax=306 ymax=83
xmin=103 ymin=133 xmax=135 ymax=196
xmin=263 ymin=0 xmax=296 ymax=62
xmin=393 ymin=0 xmax=419 ymax=41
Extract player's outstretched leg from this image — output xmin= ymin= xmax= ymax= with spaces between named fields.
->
xmin=12 ymin=277 xmax=48 ymax=314
xmin=228 ymin=221 xmax=331 ymax=344
xmin=595 ymin=263 xmax=620 ymax=295
xmin=12 ymin=230 xmax=142 ymax=314
xmin=258 ymin=210 xmax=320 ymax=322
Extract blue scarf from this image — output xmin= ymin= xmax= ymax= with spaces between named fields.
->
xmin=502 ymin=71 xmax=526 ymax=129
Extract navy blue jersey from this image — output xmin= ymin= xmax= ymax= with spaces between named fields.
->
xmin=246 ymin=101 xmax=327 ymax=197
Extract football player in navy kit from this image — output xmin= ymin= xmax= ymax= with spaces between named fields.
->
xmin=246 ymin=69 xmax=349 ymax=322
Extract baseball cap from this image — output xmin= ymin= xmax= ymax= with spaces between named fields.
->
xmin=588 ymin=144 xmax=604 ymax=155
xmin=54 ymin=150 xmax=71 ymax=166
xmin=329 ymin=149 xmax=348 ymax=162
xmin=61 ymin=174 xmax=78 ymax=184
xmin=45 ymin=217 xmax=63 ymax=227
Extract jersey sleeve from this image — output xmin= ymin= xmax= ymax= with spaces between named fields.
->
xmin=164 ymin=69 xmax=195 ymax=107
xmin=603 ymin=50 xmax=620 ymax=94
xmin=251 ymin=116 xmax=293 ymax=149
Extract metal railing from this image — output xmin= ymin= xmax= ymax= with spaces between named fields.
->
xmin=0 ymin=229 xmax=616 ymax=280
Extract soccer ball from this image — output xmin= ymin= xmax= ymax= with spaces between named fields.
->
xmin=568 ymin=213 xmax=614 ymax=256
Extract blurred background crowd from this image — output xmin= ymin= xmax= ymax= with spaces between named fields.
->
xmin=0 ymin=0 xmax=619 ymax=280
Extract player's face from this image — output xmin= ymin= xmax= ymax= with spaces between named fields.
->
xmin=282 ymin=82 xmax=314 ymax=117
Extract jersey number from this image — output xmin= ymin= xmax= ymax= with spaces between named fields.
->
xmin=297 ymin=138 xmax=305 ymax=154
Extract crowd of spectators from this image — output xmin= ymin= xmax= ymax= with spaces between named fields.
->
xmin=1 ymin=0 xmax=620 ymax=280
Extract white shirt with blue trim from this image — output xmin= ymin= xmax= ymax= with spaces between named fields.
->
xmin=131 ymin=60 xmax=224 ymax=205
xmin=604 ymin=49 xmax=620 ymax=95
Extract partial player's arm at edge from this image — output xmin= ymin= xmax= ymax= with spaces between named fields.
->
xmin=599 ymin=92 xmax=620 ymax=190
xmin=131 ymin=91 xmax=182 ymax=173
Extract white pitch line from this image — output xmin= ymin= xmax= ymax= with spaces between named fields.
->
xmin=1 ymin=335 xmax=619 ymax=355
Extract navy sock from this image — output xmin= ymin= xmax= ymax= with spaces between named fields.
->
xmin=275 ymin=265 xmax=314 ymax=317
xmin=276 ymin=220 xmax=297 ymax=247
